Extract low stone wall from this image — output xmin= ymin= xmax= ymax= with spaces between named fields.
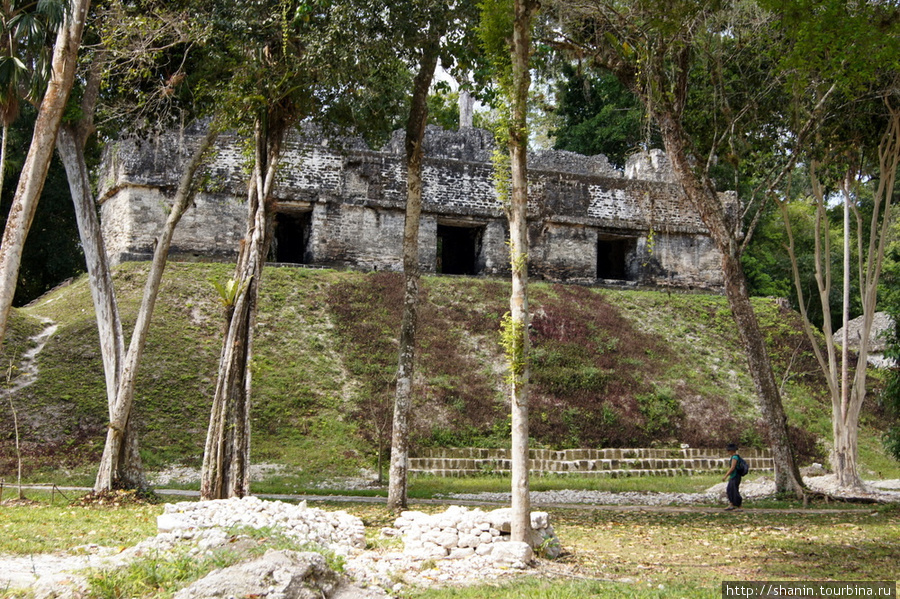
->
xmin=392 ymin=506 xmax=560 ymax=564
xmin=409 ymin=447 xmax=773 ymax=478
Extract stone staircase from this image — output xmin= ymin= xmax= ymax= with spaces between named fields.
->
xmin=409 ymin=447 xmax=773 ymax=478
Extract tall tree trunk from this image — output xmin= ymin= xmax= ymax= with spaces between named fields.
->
xmin=387 ymin=39 xmax=440 ymax=512
xmin=88 ymin=127 xmax=218 ymax=491
xmin=507 ymin=0 xmax=537 ymax=544
xmin=0 ymin=0 xmax=90 ymax=345
xmin=0 ymin=124 xmax=8 ymax=197
xmin=655 ymin=110 xmax=804 ymax=498
xmin=201 ymin=120 xmax=281 ymax=500
xmin=55 ymin=50 xmax=149 ymax=491
xmin=58 ymin=130 xmax=124 ymax=408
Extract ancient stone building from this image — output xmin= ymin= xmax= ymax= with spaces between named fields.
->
xmin=97 ymin=124 xmax=727 ymax=289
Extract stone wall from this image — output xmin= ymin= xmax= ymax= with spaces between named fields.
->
xmin=97 ymin=124 xmax=729 ymax=290
xmin=409 ymin=447 xmax=774 ymax=478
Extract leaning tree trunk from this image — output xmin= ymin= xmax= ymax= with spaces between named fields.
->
xmin=507 ymin=0 xmax=538 ymax=545
xmin=656 ymin=110 xmax=805 ymax=498
xmin=201 ymin=122 xmax=281 ymax=500
xmin=55 ymin=50 xmax=149 ymax=491
xmin=58 ymin=127 xmax=125 ymax=417
xmin=387 ymin=37 xmax=440 ymax=513
xmin=89 ymin=128 xmax=219 ymax=491
xmin=0 ymin=0 xmax=90 ymax=345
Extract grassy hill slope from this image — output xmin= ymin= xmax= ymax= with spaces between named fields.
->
xmin=0 ymin=262 xmax=896 ymax=483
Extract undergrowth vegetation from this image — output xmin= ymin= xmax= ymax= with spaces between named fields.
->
xmin=0 ymin=262 xmax=893 ymax=483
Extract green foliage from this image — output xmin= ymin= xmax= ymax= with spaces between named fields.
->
xmin=499 ymin=310 xmax=526 ymax=383
xmin=878 ymin=312 xmax=900 ymax=463
xmin=477 ymin=0 xmax=514 ymax=95
xmin=490 ymin=147 xmax=512 ymax=208
xmin=427 ymin=84 xmax=461 ymax=130
xmin=0 ymin=0 xmax=64 ymax=110
xmin=209 ymin=276 xmax=250 ymax=308
xmin=551 ymin=64 xmax=652 ymax=167
xmin=636 ymin=387 xmax=683 ymax=438
xmin=763 ymin=0 xmax=900 ymax=98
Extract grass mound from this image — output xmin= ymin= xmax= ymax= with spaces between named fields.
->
xmin=0 ymin=262 xmax=894 ymax=483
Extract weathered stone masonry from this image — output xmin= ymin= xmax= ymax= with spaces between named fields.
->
xmin=97 ymin=124 xmax=727 ymax=289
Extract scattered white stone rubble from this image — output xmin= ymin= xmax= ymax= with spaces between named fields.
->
xmin=10 ymin=477 xmax=900 ymax=598
xmin=157 ymin=496 xmax=367 ymax=554
xmin=15 ymin=497 xmax=559 ymax=599
xmin=390 ymin=505 xmax=560 ymax=562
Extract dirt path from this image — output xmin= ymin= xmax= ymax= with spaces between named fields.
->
xmin=9 ymin=484 xmax=890 ymax=514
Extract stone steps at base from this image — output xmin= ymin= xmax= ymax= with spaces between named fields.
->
xmin=407 ymin=448 xmax=774 ymax=477
xmin=408 ymin=457 xmax=773 ymax=476
xmin=413 ymin=447 xmax=773 ymax=460
xmin=409 ymin=468 xmax=746 ymax=478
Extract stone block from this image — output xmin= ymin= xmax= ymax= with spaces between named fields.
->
xmin=490 ymin=541 xmax=533 ymax=569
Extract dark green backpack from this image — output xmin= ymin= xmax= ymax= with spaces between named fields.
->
xmin=736 ymin=455 xmax=749 ymax=476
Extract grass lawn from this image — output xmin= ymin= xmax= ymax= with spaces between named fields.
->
xmin=1 ymin=488 xmax=897 ymax=599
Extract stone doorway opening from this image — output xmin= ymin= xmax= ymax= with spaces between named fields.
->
xmin=437 ymin=224 xmax=483 ymax=275
xmin=597 ymin=236 xmax=635 ymax=281
xmin=273 ymin=210 xmax=312 ymax=264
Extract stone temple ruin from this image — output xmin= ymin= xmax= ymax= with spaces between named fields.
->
xmin=97 ymin=124 xmax=728 ymax=289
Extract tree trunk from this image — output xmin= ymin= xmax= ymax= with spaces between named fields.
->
xmin=832 ymin=400 xmax=862 ymax=488
xmin=56 ymin=127 xmax=124 ymax=416
xmin=54 ymin=49 xmax=161 ymax=492
xmin=0 ymin=0 xmax=90 ymax=345
xmin=60 ymin=149 xmax=142 ymax=483
xmin=0 ymin=124 xmax=8 ymax=197
xmin=784 ymin=108 xmax=899 ymax=491
xmin=507 ymin=0 xmax=537 ymax=544
xmin=201 ymin=121 xmax=281 ymax=500
xmin=89 ymin=127 xmax=218 ymax=491
xmin=387 ymin=40 xmax=440 ymax=512
xmin=655 ymin=110 xmax=804 ymax=498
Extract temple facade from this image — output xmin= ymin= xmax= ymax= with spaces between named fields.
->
xmin=97 ymin=124 xmax=729 ymax=290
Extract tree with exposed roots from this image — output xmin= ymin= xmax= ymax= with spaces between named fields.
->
xmin=199 ymin=0 xmax=409 ymax=499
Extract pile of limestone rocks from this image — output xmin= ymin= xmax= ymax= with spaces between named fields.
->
xmin=389 ymin=505 xmax=561 ymax=563
xmin=157 ymin=496 xmax=367 ymax=555
xmin=27 ymin=498 xmax=560 ymax=599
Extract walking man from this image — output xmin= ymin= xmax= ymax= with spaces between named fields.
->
xmin=723 ymin=443 xmax=743 ymax=510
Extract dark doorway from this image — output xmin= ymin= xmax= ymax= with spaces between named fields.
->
xmin=597 ymin=237 xmax=633 ymax=280
xmin=273 ymin=211 xmax=311 ymax=264
xmin=437 ymin=224 xmax=482 ymax=275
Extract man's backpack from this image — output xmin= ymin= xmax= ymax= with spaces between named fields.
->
xmin=736 ymin=455 xmax=750 ymax=477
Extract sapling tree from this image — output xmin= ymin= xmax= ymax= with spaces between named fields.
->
xmin=480 ymin=0 xmax=539 ymax=544
xmin=4 ymin=358 xmax=23 ymax=499
xmin=768 ymin=0 xmax=900 ymax=489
